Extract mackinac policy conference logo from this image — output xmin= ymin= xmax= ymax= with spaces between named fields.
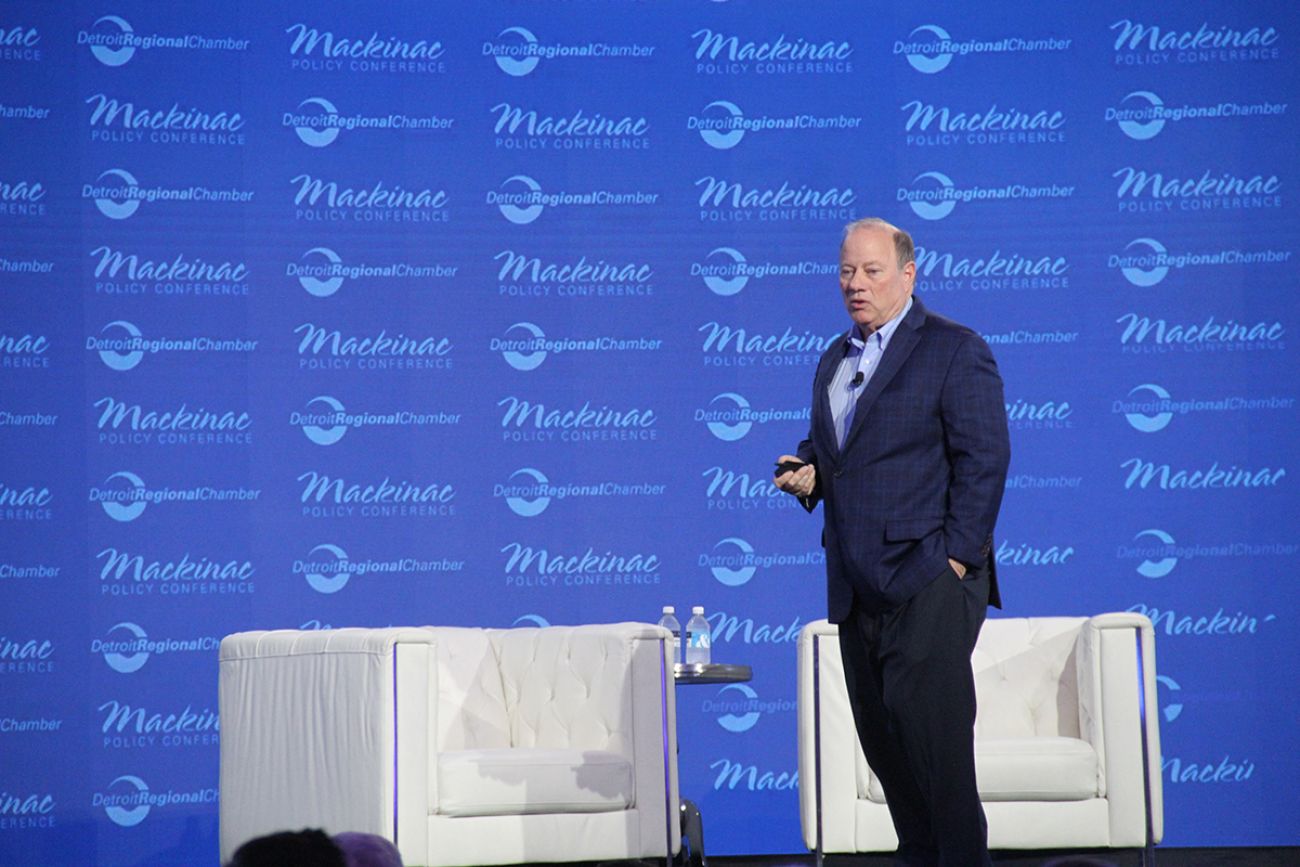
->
xmin=1 ymin=23 xmax=42 ymax=62
xmin=291 ymin=173 xmax=449 ymax=222
xmin=498 ymin=394 xmax=658 ymax=445
xmin=0 ymin=176 xmax=46 ymax=218
xmin=0 ymin=480 xmax=53 ymax=522
xmin=690 ymin=28 xmax=853 ymax=75
xmin=90 ymin=243 xmax=250 ymax=299
xmin=1113 ymin=164 xmax=1281 ymax=214
xmin=286 ymin=22 xmax=446 ymax=74
xmin=85 ymin=91 xmax=247 ymax=148
xmin=1110 ymin=18 xmax=1281 ymax=67
xmin=696 ymin=175 xmax=857 ymax=223
xmin=94 ymin=395 xmax=253 ymax=447
xmin=494 ymin=248 xmax=654 ymax=300
xmin=97 ymin=543 xmax=255 ymax=598
xmin=491 ymin=100 xmax=649 ymax=151
xmin=900 ymin=98 xmax=1066 ymax=147
xmin=295 ymin=322 xmax=453 ymax=371
xmin=501 ymin=541 xmax=661 ymax=590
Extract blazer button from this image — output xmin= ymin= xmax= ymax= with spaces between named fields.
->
xmin=833 ymin=469 xmax=844 ymax=478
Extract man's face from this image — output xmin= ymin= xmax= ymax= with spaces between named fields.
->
xmin=839 ymin=227 xmax=915 ymax=332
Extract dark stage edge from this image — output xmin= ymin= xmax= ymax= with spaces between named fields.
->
xmin=565 ymin=850 xmax=1296 ymax=867
xmin=707 ymin=850 xmax=1296 ymax=867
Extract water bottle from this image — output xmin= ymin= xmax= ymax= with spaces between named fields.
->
xmin=685 ymin=606 xmax=711 ymax=665
xmin=657 ymin=606 xmax=681 ymax=664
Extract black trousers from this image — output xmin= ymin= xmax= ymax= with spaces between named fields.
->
xmin=837 ymin=562 xmax=992 ymax=867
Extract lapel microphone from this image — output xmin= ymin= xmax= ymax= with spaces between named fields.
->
xmin=851 ymin=371 xmax=865 ymax=387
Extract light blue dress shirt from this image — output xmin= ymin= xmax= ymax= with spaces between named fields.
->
xmin=829 ymin=296 xmax=913 ymax=448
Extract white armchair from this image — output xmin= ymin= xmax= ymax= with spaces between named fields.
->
xmin=219 ymin=623 xmax=680 ymax=867
xmin=797 ymin=614 xmax=1163 ymax=855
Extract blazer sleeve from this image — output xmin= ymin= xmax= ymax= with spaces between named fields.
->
xmin=939 ymin=332 xmax=1011 ymax=566
xmin=795 ymin=431 xmax=820 ymax=512
xmin=794 ymin=344 xmax=837 ymax=513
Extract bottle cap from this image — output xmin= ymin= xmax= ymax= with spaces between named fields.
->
xmin=692 ymin=606 xmax=704 ymax=614
xmin=662 ymin=605 xmax=674 ymax=614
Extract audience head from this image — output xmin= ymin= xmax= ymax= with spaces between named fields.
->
xmin=227 ymin=828 xmax=346 ymax=867
xmin=333 ymin=831 xmax=405 ymax=867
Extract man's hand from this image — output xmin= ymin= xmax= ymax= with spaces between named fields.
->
xmin=949 ymin=558 xmax=967 ymax=579
xmin=774 ymin=454 xmax=816 ymax=498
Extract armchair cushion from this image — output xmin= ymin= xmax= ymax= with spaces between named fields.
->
xmin=860 ymin=736 xmax=1099 ymax=804
xmin=973 ymin=737 xmax=1100 ymax=801
xmin=437 ymin=748 xmax=633 ymax=817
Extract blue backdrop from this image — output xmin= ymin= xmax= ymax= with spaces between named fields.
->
xmin=2 ymin=2 xmax=1297 ymax=864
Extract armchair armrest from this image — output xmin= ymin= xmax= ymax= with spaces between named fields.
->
xmin=1074 ymin=613 xmax=1163 ymax=847
xmin=798 ymin=620 xmax=857 ymax=853
xmin=218 ymin=627 xmax=438 ymax=862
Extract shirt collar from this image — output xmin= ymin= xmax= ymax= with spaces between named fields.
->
xmin=847 ymin=295 xmax=913 ymax=350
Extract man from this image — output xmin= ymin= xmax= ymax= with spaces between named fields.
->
xmin=776 ymin=217 xmax=1010 ymax=866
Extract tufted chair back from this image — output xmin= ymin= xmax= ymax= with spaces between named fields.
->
xmin=429 ymin=626 xmax=511 ymax=751
xmin=428 ymin=625 xmax=635 ymax=755
xmin=971 ymin=617 xmax=1086 ymax=740
xmin=491 ymin=626 xmax=633 ymax=754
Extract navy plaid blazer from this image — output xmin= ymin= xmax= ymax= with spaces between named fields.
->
xmin=797 ymin=296 xmax=1011 ymax=621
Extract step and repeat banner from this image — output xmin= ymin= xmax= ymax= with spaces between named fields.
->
xmin=2 ymin=1 xmax=1297 ymax=864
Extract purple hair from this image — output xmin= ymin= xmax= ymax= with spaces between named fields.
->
xmin=332 ymin=832 xmax=404 ymax=867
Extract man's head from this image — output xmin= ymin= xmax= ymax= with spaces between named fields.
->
xmin=838 ymin=217 xmax=916 ymax=333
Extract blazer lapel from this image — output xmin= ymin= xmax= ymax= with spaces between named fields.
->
xmin=840 ymin=299 xmax=926 ymax=452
